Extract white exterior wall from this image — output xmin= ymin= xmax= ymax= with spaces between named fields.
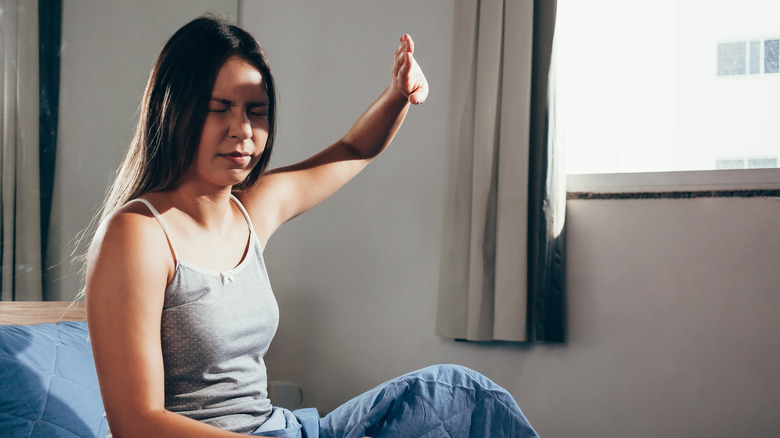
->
xmin=559 ymin=0 xmax=780 ymax=174
xmin=675 ymin=0 xmax=780 ymax=168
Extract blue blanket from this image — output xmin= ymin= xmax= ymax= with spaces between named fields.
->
xmin=252 ymin=364 xmax=539 ymax=438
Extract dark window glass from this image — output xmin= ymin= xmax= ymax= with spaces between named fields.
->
xmin=765 ymin=39 xmax=779 ymax=73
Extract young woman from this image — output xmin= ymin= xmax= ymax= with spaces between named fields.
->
xmin=85 ymin=16 xmax=538 ymax=438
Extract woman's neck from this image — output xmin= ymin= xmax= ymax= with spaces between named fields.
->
xmin=164 ymin=182 xmax=236 ymax=231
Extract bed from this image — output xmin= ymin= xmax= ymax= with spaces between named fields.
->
xmin=0 ymin=301 xmax=86 ymax=325
xmin=0 ymin=301 xmax=108 ymax=437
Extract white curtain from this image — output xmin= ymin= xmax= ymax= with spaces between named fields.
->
xmin=436 ymin=0 xmax=535 ymax=342
xmin=1 ymin=0 xmax=44 ymax=301
xmin=436 ymin=0 xmax=564 ymax=342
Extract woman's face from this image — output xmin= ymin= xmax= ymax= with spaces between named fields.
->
xmin=187 ymin=56 xmax=270 ymax=189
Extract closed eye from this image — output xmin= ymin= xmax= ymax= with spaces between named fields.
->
xmin=208 ymin=99 xmax=231 ymax=113
xmin=248 ymin=104 xmax=269 ymax=117
xmin=208 ymin=98 xmax=268 ymax=116
xmin=209 ymin=97 xmax=234 ymax=113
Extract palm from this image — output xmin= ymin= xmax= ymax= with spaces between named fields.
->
xmin=392 ymin=34 xmax=428 ymax=105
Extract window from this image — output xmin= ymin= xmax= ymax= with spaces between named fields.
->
xmin=556 ymin=0 xmax=780 ymax=176
xmin=718 ymin=39 xmax=780 ymax=76
xmin=766 ymin=39 xmax=779 ymax=73
xmin=716 ymin=158 xmax=778 ymax=169
xmin=718 ymin=42 xmax=747 ymax=76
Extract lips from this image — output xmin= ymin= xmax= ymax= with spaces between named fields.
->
xmin=219 ymin=152 xmax=251 ymax=165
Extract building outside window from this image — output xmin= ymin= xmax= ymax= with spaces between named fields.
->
xmin=556 ymin=0 xmax=780 ymax=176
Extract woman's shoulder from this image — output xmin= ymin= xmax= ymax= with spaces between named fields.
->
xmin=101 ymin=197 xmax=161 ymax=235
xmin=90 ymin=196 xmax=171 ymax=263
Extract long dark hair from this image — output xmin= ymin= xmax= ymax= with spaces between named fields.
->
xmin=99 ymin=15 xmax=277 ymax=222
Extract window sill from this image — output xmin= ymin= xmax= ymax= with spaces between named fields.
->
xmin=567 ymin=168 xmax=780 ymax=200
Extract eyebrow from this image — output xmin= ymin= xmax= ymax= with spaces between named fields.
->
xmin=210 ymin=98 xmax=269 ymax=107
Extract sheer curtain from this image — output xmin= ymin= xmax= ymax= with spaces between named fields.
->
xmin=1 ymin=0 xmax=43 ymax=301
xmin=436 ymin=0 xmax=565 ymax=342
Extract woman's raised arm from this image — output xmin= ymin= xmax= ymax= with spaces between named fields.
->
xmin=240 ymin=34 xmax=428 ymax=245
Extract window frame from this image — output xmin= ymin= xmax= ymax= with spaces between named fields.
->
xmin=567 ymin=168 xmax=780 ymax=198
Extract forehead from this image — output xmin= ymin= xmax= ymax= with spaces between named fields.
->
xmin=212 ymin=56 xmax=267 ymax=99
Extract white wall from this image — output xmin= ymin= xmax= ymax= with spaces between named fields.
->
xmin=557 ymin=196 xmax=780 ymax=437
xmin=50 ymin=1 xmax=780 ymax=436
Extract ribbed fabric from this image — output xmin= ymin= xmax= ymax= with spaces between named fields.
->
xmin=132 ymin=196 xmax=279 ymax=433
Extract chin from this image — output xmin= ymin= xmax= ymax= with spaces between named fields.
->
xmin=225 ymin=171 xmax=252 ymax=187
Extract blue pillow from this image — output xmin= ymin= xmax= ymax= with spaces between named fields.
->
xmin=0 ymin=321 xmax=108 ymax=437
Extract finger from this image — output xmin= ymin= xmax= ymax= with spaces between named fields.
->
xmin=394 ymin=39 xmax=408 ymax=66
xmin=398 ymin=47 xmax=408 ymax=65
xmin=398 ymin=51 xmax=412 ymax=79
xmin=398 ymin=34 xmax=413 ymax=55
xmin=392 ymin=47 xmax=406 ymax=77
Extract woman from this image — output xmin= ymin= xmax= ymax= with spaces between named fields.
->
xmin=85 ymin=15 xmax=538 ymax=438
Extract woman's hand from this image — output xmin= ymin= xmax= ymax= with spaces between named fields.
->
xmin=392 ymin=34 xmax=428 ymax=104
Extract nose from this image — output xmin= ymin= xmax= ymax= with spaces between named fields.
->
xmin=229 ymin=111 xmax=253 ymax=140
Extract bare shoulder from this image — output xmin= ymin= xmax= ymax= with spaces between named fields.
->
xmin=86 ymin=200 xmax=174 ymax=305
xmin=89 ymin=201 xmax=169 ymax=264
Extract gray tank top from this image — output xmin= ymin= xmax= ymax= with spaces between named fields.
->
xmin=132 ymin=195 xmax=279 ymax=434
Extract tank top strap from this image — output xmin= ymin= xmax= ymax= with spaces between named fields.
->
xmin=128 ymin=197 xmax=180 ymax=261
xmin=229 ymin=194 xmax=258 ymax=239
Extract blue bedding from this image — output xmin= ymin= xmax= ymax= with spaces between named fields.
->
xmin=253 ymin=364 xmax=539 ymax=438
xmin=0 ymin=321 xmax=108 ymax=437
